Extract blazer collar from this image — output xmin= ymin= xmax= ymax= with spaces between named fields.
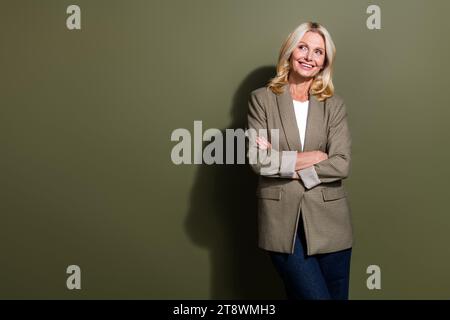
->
xmin=276 ymin=84 xmax=324 ymax=152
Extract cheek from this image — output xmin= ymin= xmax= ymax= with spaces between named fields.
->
xmin=317 ymin=56 xmax=326 ymax=66
xmin=292 ymin=48 xmax=304 ymax=59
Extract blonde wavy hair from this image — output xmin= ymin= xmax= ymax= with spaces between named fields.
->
xmin=267 ymin=22 xmax=336 ymax=101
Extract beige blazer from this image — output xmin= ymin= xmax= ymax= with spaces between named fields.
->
xmin=246 ymin=84 xmax=353 ymax=255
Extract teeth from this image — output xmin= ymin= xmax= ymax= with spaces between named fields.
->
xmin=300 ymin=62 xmax=313 ymax=68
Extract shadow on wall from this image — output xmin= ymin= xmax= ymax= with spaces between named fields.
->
xmin=184 ymin=66 xmax=287 ymax=299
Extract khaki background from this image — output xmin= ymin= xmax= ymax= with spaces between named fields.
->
xmin=1 ymin=0 xmax=450 ymax=299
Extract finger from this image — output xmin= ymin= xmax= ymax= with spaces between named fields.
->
xmin=257 ymin=137 xmax=272 ymax=147
xmin=257 ymin=136 xmax=269 ymax=143
xmin=256 ymin=137 xmax=269 ymax=147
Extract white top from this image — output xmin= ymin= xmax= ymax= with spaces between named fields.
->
xmin=292 ymin=99 xmax=309 ymax=151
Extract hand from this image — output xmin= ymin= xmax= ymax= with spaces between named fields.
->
xmin=295 ymin=150 xmax=328 ymax=171
xmin=311 ymin=150 xmax=328 ymax=163
xmin=255 ymin=136 xmax=272 ymax=150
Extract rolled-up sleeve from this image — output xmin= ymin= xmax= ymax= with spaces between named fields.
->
xmin=298 ymin=166 xmax=321 ymax=189
xmin=279 ymin=151 xmax=297 ymax=177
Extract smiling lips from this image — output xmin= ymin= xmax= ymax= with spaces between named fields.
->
xmin=298 ymin=60 xmax=315 ymax=70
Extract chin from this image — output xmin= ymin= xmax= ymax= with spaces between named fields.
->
xmin=295 ymin=70 xmax=314 ymax=79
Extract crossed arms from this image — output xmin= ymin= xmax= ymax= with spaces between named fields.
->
xmin=246 ymin=92 xmax=352 ymax=189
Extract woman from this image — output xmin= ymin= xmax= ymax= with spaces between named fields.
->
xmin=246 ymin=22 xmax=353 ymax=300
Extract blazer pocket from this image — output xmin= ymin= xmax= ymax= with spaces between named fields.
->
xmin=321 ymin=186 xmax=347 ymax=201
xmin=256 ymin=187 xmax=282 ymax=200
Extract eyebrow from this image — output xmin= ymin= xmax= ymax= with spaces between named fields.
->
xmin=298 ymin=42 xmax=325 ymax=51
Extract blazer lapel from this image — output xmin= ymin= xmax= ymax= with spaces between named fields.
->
xmin=303 ymin=94 xmax=324 ymax=152
xmin=276 ymin=84 xmax=324 ymax=152
xmin=277 ymin=85 xmax=302 ymax=151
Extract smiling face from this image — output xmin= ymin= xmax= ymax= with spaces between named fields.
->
xmin=290 ymin=31 xmax=326 ymax=79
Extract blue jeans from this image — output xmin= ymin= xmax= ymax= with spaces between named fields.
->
xmin=268 ymin=216 xmax=352 ymax=300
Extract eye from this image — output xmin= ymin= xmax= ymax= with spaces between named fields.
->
xmin=315 ymin=50 xmax=323 ymax=55
xmin=299 ymin=45 xmax=308 ymax=51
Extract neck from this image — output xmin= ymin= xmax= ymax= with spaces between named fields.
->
xmin=288 ymin=73 xmax=313 ymax=101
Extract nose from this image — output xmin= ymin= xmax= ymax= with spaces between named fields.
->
xmin=305 ymin=50 xmax=313 ymax=61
